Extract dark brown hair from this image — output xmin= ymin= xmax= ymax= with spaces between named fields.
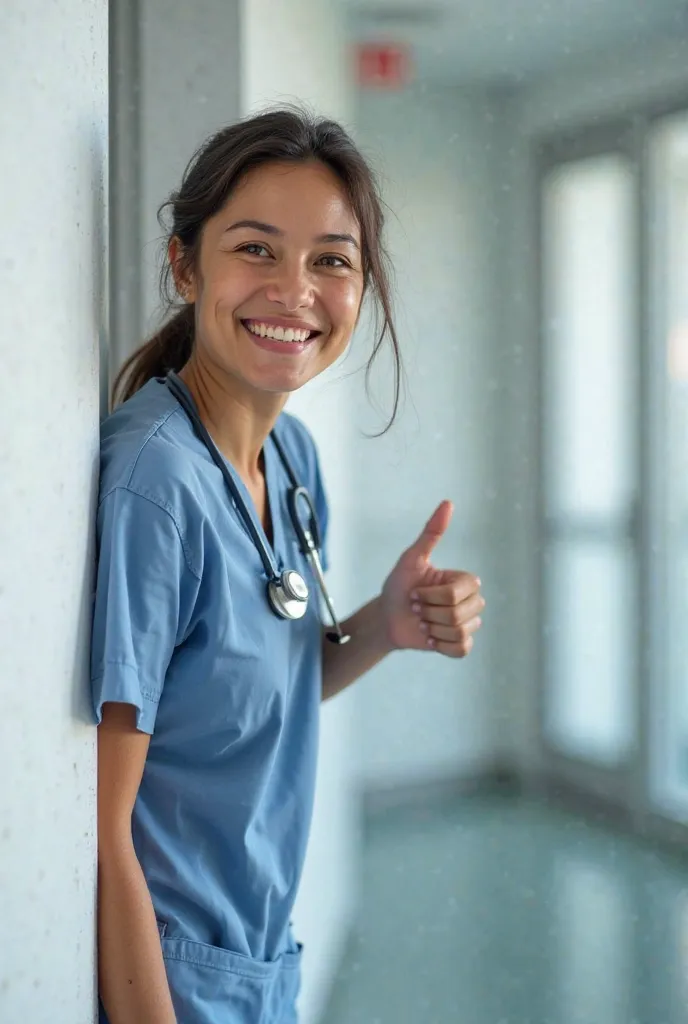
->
xmin=112 ymin=106 xmax=402 ymax=430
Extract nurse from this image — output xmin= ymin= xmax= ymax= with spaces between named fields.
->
xmin=93 ymin=108 xmax=485 ymax=1024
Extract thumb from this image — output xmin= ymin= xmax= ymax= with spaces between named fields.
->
xmin=406 ymin=500 xmax=453 ymax=563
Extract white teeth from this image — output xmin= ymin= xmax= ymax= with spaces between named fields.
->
xmin=245 ymin=321 xmax=313 ymax=343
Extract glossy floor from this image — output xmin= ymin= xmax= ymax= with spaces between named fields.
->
xmin=324 ymin=794 xmax=688 ymax=1024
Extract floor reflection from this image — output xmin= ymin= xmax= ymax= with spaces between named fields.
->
xmin=324 ymin=794 xmax=688 ymax=1024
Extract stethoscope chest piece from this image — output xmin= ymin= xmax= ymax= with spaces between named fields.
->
xmin=267 ymin=569 xmax=309 ymax=621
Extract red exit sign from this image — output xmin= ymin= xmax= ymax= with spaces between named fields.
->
xmin=356 ymin=43 xmax=412 ymax=89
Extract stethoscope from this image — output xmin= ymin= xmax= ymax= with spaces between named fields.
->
xmin=165 ymin=372 xmax=350 ymax=645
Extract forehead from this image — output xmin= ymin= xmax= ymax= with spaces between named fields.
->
xmin=215 ymin=161 xmax=360 ymax=240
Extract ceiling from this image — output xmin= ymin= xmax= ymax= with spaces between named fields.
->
xmin=345 ymin=0 xmax=688 ymax=86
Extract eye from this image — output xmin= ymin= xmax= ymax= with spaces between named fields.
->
xmin=237 ymin=243 xmax=271 ymax=258
xmin=317 ymin=254 xmax=350 ymax=269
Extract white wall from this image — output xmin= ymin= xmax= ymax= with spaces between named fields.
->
xmin=0 ymin=1 xmax=108 ymax=1021
xmin=110 ymin=0 xmax=143 ymax=379
xmin=240 ymin=5 xmax=359 ymax=1023
xmin=351 ymin=85 xmax=506 ymax=790
xmin=498 ymin=35 xmax=688 ymax=777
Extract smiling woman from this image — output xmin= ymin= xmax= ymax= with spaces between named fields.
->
xmin=113 ymin=109 xmax=399 ymax=424
xmin=93 ymin=107 xmax=484 ymax=1024
xmin=167 ymin=158 xmax=366 ymax=401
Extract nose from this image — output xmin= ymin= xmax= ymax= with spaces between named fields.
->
xmin=264 ymin=257 xmax=315 ymax=312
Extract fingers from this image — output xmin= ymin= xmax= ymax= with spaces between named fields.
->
xmin=434 ymin=636 xmax=475 ymax=658
xmin=423 ymin=633 xmax=477 ymax=658
xmin=419 ymin=616 xmax=482 ymax=658
xmin=414 ymin=592 xmax=485 ymax=627
xmin=410 ymin=572 xmax=485 ymax=659
xmin=413 ymin=572 xmax=480 ymax=607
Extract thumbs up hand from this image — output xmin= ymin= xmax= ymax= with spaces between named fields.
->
xmin=380 ymin=500 xmax=485 ymax=658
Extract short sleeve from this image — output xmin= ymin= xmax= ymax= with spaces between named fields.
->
xmin=90 ymin=487 xmax=199 ymax=734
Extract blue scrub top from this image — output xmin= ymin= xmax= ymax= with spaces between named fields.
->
xmin=91 ymin=378 xmax=329 ymax=1023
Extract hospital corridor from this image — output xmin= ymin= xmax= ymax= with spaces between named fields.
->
xmin=3 ymin=1 xmax=688 ymax=1022
xmin=326 ymin=794 xmax=688 ymax=1024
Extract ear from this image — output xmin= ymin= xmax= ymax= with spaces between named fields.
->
xmin=168 ymin=237 xmax=197 ymax=304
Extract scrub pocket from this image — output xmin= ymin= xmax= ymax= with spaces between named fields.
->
xmin=161 ymin=933 xmax=302 ymax=1024
xmin=98 ymin=933 xmax=302 ymax=1024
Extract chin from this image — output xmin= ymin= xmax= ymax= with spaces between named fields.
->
xmin=246 ymin=358 xmax=331 ymax=395
xmin=247 ymin=369 xmax=315 ymax=396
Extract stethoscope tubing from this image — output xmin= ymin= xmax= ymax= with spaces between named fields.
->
xmin=165 ymin=373 xmax=277 ymax=581
xmin=164 ymin=372 xmax=349 ymax=642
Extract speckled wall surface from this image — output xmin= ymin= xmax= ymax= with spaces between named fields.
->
xmin=0 ymin=0 xmax=108 ymax=1019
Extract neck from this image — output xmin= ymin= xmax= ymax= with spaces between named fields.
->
xmin=178 ymin=354 xmax=286 ymax=479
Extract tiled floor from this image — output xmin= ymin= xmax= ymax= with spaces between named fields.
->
xmin=324 ymin=794 xmax=688 ymax=1024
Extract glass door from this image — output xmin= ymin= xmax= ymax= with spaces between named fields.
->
xmin=538 ymin=138 xmax=640 ymax=801
xmin=648 ymin=111 xmax=688 ymax=821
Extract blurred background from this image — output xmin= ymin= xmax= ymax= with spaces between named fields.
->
xmin=3 ymin=0 xmax=688 ymax=1021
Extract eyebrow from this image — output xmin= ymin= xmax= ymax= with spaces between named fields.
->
xmin=224 ymin=220 xmax=360 ymax=250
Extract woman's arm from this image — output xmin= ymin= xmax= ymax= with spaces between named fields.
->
xmin=321 ymin=595 xmax=392 ymax=701
xmin=97 ymin=703 xmax=177 ymax=1024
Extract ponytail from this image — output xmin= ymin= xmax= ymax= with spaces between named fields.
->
xmin=111 ymin=305 xmax=194 ymax=408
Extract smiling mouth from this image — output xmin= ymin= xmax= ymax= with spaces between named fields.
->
xmin=241 ymin=319 xmax=322 ymax=344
